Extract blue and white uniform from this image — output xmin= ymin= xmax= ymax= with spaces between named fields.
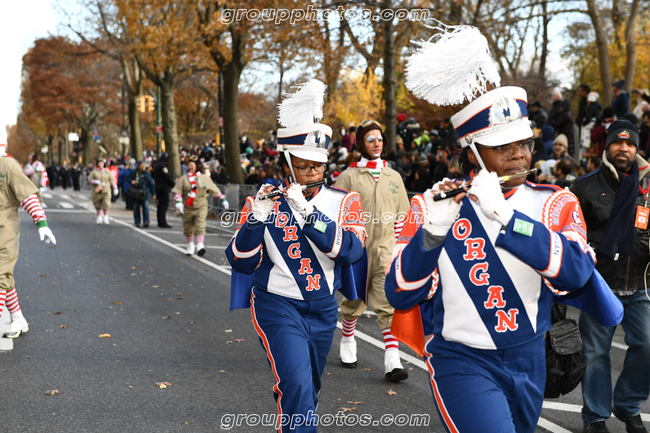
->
xmin=226 ymin=183 xmax=365 ymax=432
xmin=386 ymin=182 xmax=604 ymax=433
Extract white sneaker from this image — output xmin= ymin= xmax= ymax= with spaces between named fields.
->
xmin=4 ymin=311 xmax=29 ymax=339
xmin=96 ymin=215 xmax=103 ymax=225
xmin=384 ymin=350 xmax=408 ymax=382
xmin=196 ymin=242 xmax=206 ymax=257
xmin=103 ymin=214 xmax=110 ymax=225
xmin=340 ymin=336 xmax=357 ymax=368
xmin=186 ymin=243 xmax=195 ymax=256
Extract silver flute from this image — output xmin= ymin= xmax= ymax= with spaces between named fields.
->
xmin=259 ymin=180 xmax=327 ymax=200
xmin=433 ymin=168 xmax=537 ymax=201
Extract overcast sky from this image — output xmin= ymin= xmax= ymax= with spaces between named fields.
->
xmin=0 ymin=0 xmax=68 ymax=141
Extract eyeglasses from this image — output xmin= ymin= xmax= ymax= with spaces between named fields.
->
xmin=476 ymin=139 xmax=534 ymax=161
xmin=366 ymin=135 xmax=383 ymax=143
xmin=292 ymin=163 xmax=327 ymax=176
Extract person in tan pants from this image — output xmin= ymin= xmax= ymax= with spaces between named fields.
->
xmin=0 ymin=142 xmax=56 ymax=338
xmin=172 ymin=159 xmax=223 ymax=256
xmin=335 ymin=119 xmax=410 ymax=382
xmin=88 ymin=159 xmax=117 ymax=225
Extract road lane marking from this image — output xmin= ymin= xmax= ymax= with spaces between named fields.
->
xmin=43 ymin=193 xmax=53 ymax=199
xmin=59 ymin=194 xmax=72 ymax=200
xmin=59 ymin=202 xmax=74 ymax=209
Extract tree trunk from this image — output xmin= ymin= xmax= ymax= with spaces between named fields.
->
xmin=382 ymin=0 xmax=396 ymax=155
xmin=538 ymin=0 xmax=549 ymax=83
xmin=624 ymin=0 xmax=641 ymax=92
xmin=81 ymin=127 xmax=91 ymax=165
xmin=585 ymin=0 xmax=612 ymax=106
xmin=160 ymin=80 xmax=181 ymax=179
xmin=222 ymin=63 xmax=244 ymax=184
xmin=128 ymin=97 xmax=143 ymax=160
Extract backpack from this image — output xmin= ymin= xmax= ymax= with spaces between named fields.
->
xmin=544 ymin=304 xmax=586 ymax=398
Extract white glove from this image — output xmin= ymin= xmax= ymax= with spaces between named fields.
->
xmin=222 ymin=199 xmax=230 ymax=210
xmin=39 ymin=187 xmax=47 ymax=195
xmin=175 ymin=202 xmax=184 ymax=215
xmin=423 ymin=178 xmax=462 ymax=236
xmin=252 ymin=184 xmax=275 ymax=222
xmin=285 ymin=183 xmax=313 ymax=218
xmin=467 ymin=170 xmax=514 ymax=226
xmin=113 ymin=187 xmax=118 ymax=196
xmin=38 ymin=226 xmax=56 ymax=245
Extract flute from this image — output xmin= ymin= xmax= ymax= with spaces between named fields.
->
xmin=259 ymin=180 xmax=327 ymax=200
xmin=432 ymin=168 xmax=537 ymax=201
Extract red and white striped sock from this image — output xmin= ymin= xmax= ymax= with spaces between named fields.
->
xmin=103 ymin=210 xmax=108 ymax=216
xmin=0 ymin=291 xmax=6 ymax=318
xmin=341 ymin=317 xmax=357 ymax=338
xmin=197 ymin=235 xmax=205 ymax=244
xmin=5 ymin=288 xmax=20 ymax=313
xmin=97 ymin=210 xmax=102 ymax=216
xmin=382 ymin=328 xmax=399 ymax=352
xmin=186 ymin=236 xmax=194 ymax=243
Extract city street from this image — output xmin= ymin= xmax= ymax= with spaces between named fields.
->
xmin=1 ymin=187 xmax=647 ymax=433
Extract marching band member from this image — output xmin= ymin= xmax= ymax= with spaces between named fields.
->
xmin=226 ymin=80 xmax=365 ymax=432
xmin=385 ymin=25 xmax=622 ymax=433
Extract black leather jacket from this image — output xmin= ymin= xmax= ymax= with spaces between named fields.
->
xmin=570 ymin=155 xmax=650 ymax=292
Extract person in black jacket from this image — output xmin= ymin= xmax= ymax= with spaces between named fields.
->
xmin=570 ymin=120 xmax=650 ymax=433
xmin=548 ymin=88 xmax=576 ymax=157
xmin=153 ymin=152 xmax=175 ymax=228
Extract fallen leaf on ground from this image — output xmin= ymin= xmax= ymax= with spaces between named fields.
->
xmin=99 ymin=334 xmax=111 ymax=338
xmin=387 ymin=389 xmax=397 ymax=395
xmin=112 ymin=302 xmax=122 ymax=305
xmin=44 ymin=390 xmax=59 ymax=396
xmin=175 ymin=312 xmax=180 ymax=315
xmin=53 ymin=312 xmax=63 ymax=315
xmin=347 ymin=401 xmax=362 ymax=405
xmin=360 ymin=369 xmax=371 ymax=371
xmin=152 ymin=285 xmax=159 ymax=288
xmin=225 ymin=329 xmax=232 ymax=333
xmin=59 ymin=325 xmax=66 ymax=329
xmin=234 ymin=339 xmax=244 ymax=343
xmin=162 ymin=316 xmax=171 ymax=319
xmin=176 ymin=293 xmax=182 ymax=296
xmin=155 ymin=382 xmax=171 ymax=389
xmin=226 ymin=341 xmax=233 ymax=344
xmin=340 ymin=407 xmax=356 ymax=412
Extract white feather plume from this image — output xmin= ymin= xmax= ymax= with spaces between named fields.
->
xmin=405 ymin=24 xmax=500 ymax=106
xmin=277 ymin=79 xmax=327 ymax=128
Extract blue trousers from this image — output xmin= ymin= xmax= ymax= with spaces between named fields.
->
xmin=425 ymin=334 xmax=546 ymax=433
xmin=580 ymin=289 xmax=650 ymax=425
xmin=250 ymin=287 xmax=338 ymax=433
xmin=132 ymin=199 xmax=149 ymax=225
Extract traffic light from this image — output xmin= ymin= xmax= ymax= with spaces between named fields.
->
xmin=147 ymin=95 xmax=155 ymax=112
xmin=138 ymin=96 xmax=146 ymax=113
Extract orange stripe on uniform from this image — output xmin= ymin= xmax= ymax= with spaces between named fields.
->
xmin=424 ymin=337 xmax=460 ymax=433
xmin=250 ymin=292 xmax=284 ymax=432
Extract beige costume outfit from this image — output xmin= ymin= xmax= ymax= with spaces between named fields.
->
xmin=88 ymin=169 xmax=115 ymax=211
xmin=0 ymin=157 xmax=39 ymax=291
xmin=172 ymin=173 xmax=221 ymax=236
xmin=335 ymin=165 xmax=409 ymax=329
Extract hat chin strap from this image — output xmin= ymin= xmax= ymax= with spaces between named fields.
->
xmin=284 ymin=150 xmax=297 ymax=183
xmin=468 ymin=142 xmax=488 ymax=172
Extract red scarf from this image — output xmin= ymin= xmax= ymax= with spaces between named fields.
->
xmin=349 ymin=158 xmax=386 ymax=169
xmin=185 ymin=173 xmax=197 ymax=207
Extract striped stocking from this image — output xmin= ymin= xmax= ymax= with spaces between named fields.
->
xmin=341 ymin=317 xmax=357 ymax=339
xmin=382 ymin=328 xmax=399 ymax=352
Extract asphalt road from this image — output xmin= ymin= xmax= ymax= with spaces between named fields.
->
xmin=0 ymin=187 xmax=648 ymax=433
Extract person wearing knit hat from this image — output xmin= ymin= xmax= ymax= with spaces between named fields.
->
xmin=611 ymin=79 xmax=631 ymax=119
xmin=570 ymin=118 xmax=650 ymax=433
xmin=336 ymin=119 xmax=410 ymax=382
xmin=87 ymin=159 xmax=118 ymax=225
xmin=553 ymin=133 xmax=569 ymax=158
xmin=226 ymin=79 xmax=366 ymax=431
xmin=385 ymin=23 xmax=621 ymax=433
xmin=0 ymin=139 xmax=56 ymax=343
